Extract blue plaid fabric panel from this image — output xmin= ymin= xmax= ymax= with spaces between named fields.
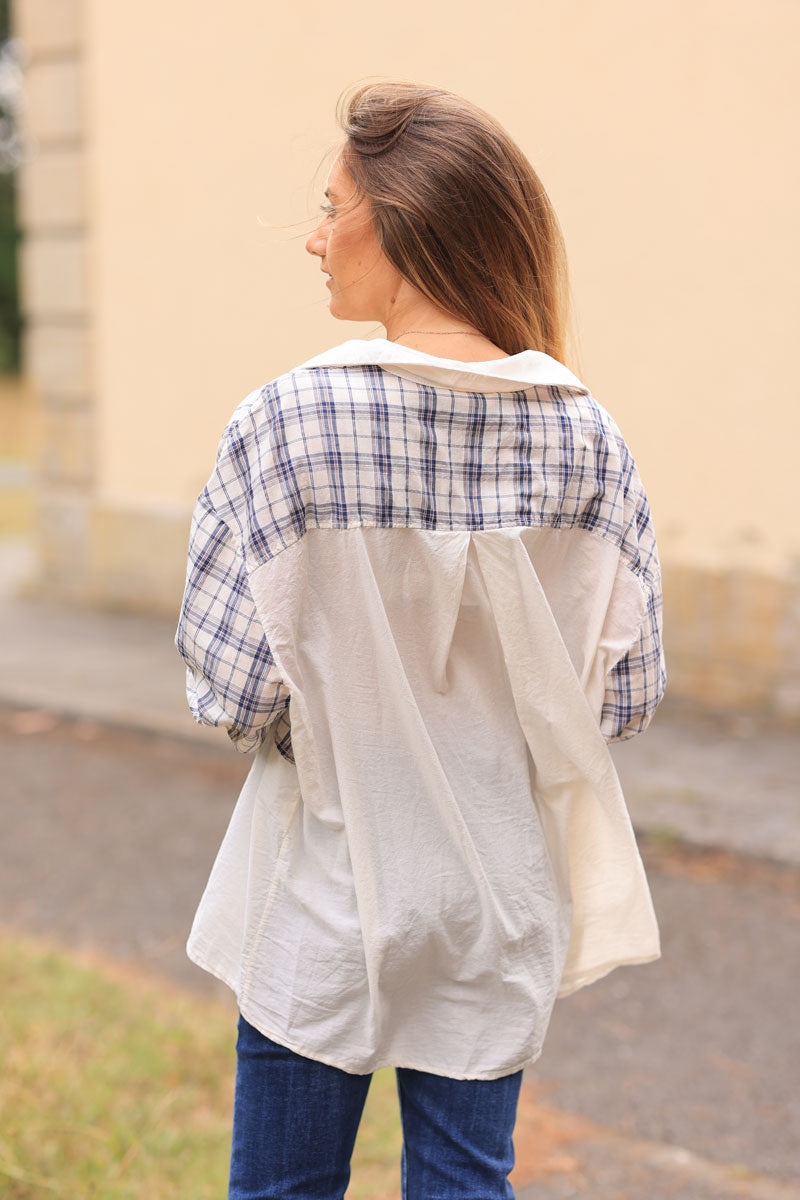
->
xmin=595 ymin=428 xmax=666 ymax=742
xmin=600 ymin=547 xmax=666 ymax=743
xmin=175 ymin=364 xmax=666 ymax=758
xmin=175 ymin=428 xmax=294 ymax=758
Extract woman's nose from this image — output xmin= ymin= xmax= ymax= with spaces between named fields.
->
xmin=305 ymin=222 xmax=326 ymax=258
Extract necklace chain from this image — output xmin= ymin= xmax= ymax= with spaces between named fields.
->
xmin=391 ymin=329 xmax=480 ymax=340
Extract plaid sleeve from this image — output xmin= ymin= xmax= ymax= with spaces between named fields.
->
xmin=174 ymin=469 xmax=294 ymax=761
xmin=600 ymin=570 xmax=667 ymax=742
xmin=598 ymin=430 xmax=667 ymax=743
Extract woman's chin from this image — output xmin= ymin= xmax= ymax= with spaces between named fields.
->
xmin=328 ymin=297 xmax=376 ymax=325
xmin=328 ymin=296 xmax=355 ymax=322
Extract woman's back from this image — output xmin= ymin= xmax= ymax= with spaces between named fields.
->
xmin=177 ymin=338 xmax=665 ymax=1079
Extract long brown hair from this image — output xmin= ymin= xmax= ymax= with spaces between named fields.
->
xmin=336 ymin=80 xmax=572 ymax=362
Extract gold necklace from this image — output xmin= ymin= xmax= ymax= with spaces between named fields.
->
xmin=391 ymin=329 xmax=481 ymax=341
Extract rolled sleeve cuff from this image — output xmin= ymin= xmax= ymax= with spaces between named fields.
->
xmin=184 ymin=666 xmax=269 ymax=753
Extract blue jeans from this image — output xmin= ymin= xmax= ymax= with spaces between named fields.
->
xmin=229 ymin=1011 xmax=524 ymax=1199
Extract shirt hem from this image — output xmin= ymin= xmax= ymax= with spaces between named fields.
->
xmin=186 ymin=938 xmax=544 ymax=1081
xmin=557 ymin=948 xmax=662 ymax=998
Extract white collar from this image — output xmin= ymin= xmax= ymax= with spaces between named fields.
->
xmin=298 ymin=338 xmax=590 ymax=395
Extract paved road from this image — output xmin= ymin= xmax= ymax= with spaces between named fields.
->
xmin=2 ymin=704 xmax=798 ymax=1198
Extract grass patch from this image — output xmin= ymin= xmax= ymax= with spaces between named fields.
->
xmin=0 ymin=929 xmax=402 ymax=1199
xmin=642 ymin=824 xmax=682 ymax=850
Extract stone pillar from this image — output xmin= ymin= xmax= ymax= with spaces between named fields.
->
xmin=13 ymin=0 xmax=94 ymax=604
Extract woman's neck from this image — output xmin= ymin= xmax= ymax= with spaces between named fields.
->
xmin=389 ymin=331 xmax=510 ymax=361
xmin=379 ymin=287 xmax=510 ymax=361
xmin=383 ymin=310 xmax=509 ymax=361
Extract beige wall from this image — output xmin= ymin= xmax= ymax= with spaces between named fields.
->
xmin=13 ymin=0 xmax=800 ymax=716
xmin=81 ymin=0 xmax=800 ymax=571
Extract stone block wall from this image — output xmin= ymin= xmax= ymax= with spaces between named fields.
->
xmin=14 ymin=0 xmax=95 ymax=604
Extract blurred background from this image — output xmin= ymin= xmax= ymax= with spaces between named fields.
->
xmin=3 ymin=0 xmax=800 ymax=716
xmin=0 ymin=2 xmax=798 ymax=1198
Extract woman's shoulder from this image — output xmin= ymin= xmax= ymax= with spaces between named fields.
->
xmin=228 ymin=341 xmax=372 ymax=421
xmin=293 ymin=337 xmax=385 ymax=373
xmin=212 ymin=343 xmax=367 ymax=463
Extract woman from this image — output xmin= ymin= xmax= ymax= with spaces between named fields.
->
xmin=175 ymin=80 xmax=667 ymax=1200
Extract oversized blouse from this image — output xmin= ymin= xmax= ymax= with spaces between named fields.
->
xmin=174 ymin=337 xmax=667 ymax=1080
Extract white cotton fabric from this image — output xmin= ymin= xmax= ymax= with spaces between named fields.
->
xmin=184 ymin=341 xmax=662 ymax=1080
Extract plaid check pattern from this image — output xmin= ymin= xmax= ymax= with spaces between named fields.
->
xmin=175 ymin=363 xmax=666 ymax=761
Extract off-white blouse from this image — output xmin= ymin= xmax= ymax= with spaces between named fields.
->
xmin=175 ymin=338 xmax=666 ymax=1080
